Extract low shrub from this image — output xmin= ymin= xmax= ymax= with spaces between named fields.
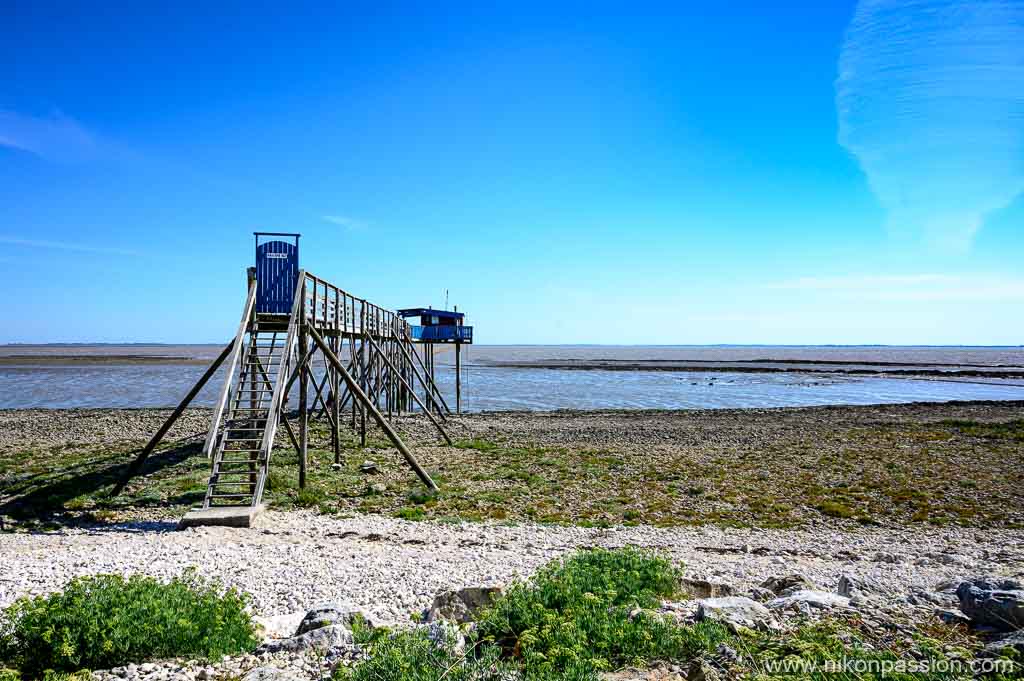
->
xmin=340 ymin=547 xmax=715 ymax=681
xmin=336 ymin=620 xmax=518 ymax=681
xmin=0 ymin=571 xmax=257 ymax=677
xmin=733 ymin=621 xmax=1021 ymax=680
xmin=475 ymin=547 xmax=726 ymax=676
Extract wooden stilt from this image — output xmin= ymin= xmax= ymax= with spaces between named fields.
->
xmin=307 ymin=324 xmax=438 ymax=491
xmin=365 ymin=334 xmax=452 ymax=445
xmin=401 ymin=331 xmax=451 ymax=415
xmin=111 ymin=339 xmax=234 ymax=496
xmin=455 ymin=343 xmax=462 ymax=415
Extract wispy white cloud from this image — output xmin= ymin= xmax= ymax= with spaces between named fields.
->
xmin=770 ymin=273 xmax=1024 ymax=302
xmin=0 ymin=237 xmax=141 ymax=256
xmin=0 ymin=109 xmax=102 ymax=163
xmin=837 ymin=0 xmax=1024 ymax=251
xmin=322 ymin=215 xmax=368 ymax=231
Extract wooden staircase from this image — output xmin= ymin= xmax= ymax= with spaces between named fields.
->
xmin=203 ymin=325 xmax=287 ymax=508
xmin=180 ymin=272 xmax=302 ymax=528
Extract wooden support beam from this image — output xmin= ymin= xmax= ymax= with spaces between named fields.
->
xmin=395 ymin=333 xmax=451 ymax=418
xmin=307 ymin=324 xmax=438 ymax=491
xmin=281 ymin=411 xmax=302 ymax=457
xmin=283 ymin=343 xmax=317 ymax=396
xmin=307 ymin=364 xmax=331 ymax=415
xmin=365 ymin=334 xmax=452 ymax=445
xmin=110 ymin=339 xmax=234 ymax=497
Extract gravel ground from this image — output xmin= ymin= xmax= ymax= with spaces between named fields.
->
xmin=3 ymin=510 xmax=1022 ymax=625
xmin=0 ymin=408 xmax=212 ymax=450
xmin=3 ymin=401 xmax=1024 ymax=679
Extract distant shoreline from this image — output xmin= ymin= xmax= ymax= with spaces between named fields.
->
xmin=0 ymin=355 xmax=208 ymax=366
xmin=3 ymin=353 xmax=1024 ymax=379
xmin=483 ymin=359 xmax=1024 ymax=379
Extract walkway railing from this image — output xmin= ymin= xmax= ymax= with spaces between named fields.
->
xmin=410 ymin=325 xmax=473 ymax=342
xmin=300 ymin=271 xmax=409 ymax=339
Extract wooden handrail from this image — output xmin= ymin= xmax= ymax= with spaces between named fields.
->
xmin=203 ymin=274 xmax=257 ymax=460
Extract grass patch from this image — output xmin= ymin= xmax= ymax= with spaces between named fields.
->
xmin=940 ymin=419 xmax=1024 ymax=442
xmin=0 ymin=571 xmax=256 ymax=678
xmin=4 ymin=407 xmax=1023 ymax=530
xmin=816 ymin=501 xmax=857 ymax=519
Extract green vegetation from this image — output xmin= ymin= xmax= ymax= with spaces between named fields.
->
xmin=0 ymin=572 xmax=257 ymax=678
xmin=940 ymin=418 xmax=1024 ymax=442
xmin=475 ymin=548 xmax=722 ymax=676
xmin=2 ymin=410 xmax=1022 ymax=530
xmin=337 ymin=621 xmax=518 ymax=681
xmin=338 ymin=548 xmax=1020 ymax=681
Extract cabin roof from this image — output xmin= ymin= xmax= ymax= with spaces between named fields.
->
xmin=397 ymin=307 xmax=465 ymax=320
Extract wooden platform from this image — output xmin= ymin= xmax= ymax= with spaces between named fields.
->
xmin=178 ymin=504 xmax=267 ymax=528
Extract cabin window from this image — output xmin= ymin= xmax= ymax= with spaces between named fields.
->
xmin=432 ymin=315 xmax=440 ymax=325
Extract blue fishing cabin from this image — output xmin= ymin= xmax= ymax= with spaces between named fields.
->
xmin=397 ymin=307 xmax=473 ymax=343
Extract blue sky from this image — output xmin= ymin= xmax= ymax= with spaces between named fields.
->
xmin=2 ymin=1 xmax=1022 ymax=345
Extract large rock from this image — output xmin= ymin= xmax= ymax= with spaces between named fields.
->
xmin=956 ymin=579 xmax=1024 ymax=632
xmin=253 ymin=610 xmax=306 ymax=640
xmin=696 ymin=596 xmax=776 ymax=631
xmin=979 ymin=630 xmax=1024 ymax=658
xmin=761 ymin=574 xmax=816 ymax=596
xmin=256 ymin=624 xmax=355 ymax=654
xmin=935 ymin=608 xmax=971 ymax=626
xmin=837 ymin=573 xmax=883 ymax=599
xmin=295 ymin=602 xmax=374 ymax=635
xmin=906 ymin=589 xmax=958 ymax=609
xmin=424 ymin=586 xmax=503 ymax=623
xmin=681 ymin=577 xmax=734 ymax=599
xmin=767 ymin=590 xmax=851 ymax=611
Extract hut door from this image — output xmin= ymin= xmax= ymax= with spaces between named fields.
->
xmin=256 ymin=240 xmax=298 ymax=313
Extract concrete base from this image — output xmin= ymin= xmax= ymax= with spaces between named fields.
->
xmin=178 ymin=504 xmax=267 ymax=529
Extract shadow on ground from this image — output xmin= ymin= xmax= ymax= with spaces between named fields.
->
xmin=0 ymin=441 xmax=203 ymax=525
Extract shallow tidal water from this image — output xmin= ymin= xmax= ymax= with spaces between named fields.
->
xmin=2 ymin=344 xmax=1024 ymax=411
